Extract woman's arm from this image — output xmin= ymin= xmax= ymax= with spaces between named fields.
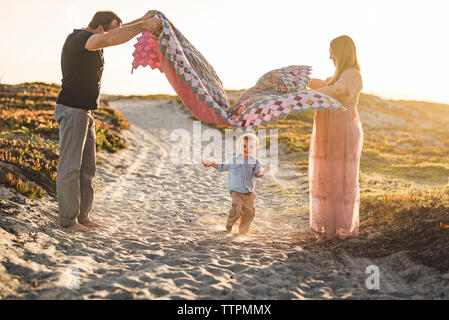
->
xmin=317 ymin=70 xmax=361 ymax=99
xmin=316 ymin=81 xmax=348 ymax=99
xmin=308 ymin=76 xmax=334 ymax=90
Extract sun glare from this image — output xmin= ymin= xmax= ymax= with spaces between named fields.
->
xmin=0 ymin=0 xmax=448 ymax=103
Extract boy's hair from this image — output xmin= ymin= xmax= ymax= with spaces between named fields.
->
xmin=88 ymin=11 xmax=122 ymax=31
xmin=238 ymin=133 xmax=258 ymax=150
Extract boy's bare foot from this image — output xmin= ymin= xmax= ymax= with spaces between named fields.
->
xmin=64 ymin=223 xmax=90 ymax=232
xmin=80 ymin=221 xmax=108 ymax=229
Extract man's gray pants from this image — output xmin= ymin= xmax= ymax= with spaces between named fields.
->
xmin=55 ymin=104 xmax=96 ymax=227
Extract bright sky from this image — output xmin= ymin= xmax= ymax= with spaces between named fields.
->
xmin=1 ymin=0 xmax=448 ymax=103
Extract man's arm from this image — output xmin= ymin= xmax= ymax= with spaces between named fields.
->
xmin=85 ymin=17 xmax=162 ymax=51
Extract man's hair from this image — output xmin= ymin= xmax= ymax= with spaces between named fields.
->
xmin=88 ymin=11 xmax=122 ymax=31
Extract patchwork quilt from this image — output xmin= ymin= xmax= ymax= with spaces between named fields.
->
xmin=132 ymin=12 xmax=345 ymax=129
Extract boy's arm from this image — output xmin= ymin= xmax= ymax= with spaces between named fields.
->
xmin=202 ymin=160 xmax=227 ymax=171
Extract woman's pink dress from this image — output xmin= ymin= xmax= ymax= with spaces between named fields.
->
xmin=309 ymin=68 xmax=363 ymax=240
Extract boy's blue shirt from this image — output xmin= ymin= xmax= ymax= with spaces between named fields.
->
xmin=217 ymin=155 xmax=262 ymax=194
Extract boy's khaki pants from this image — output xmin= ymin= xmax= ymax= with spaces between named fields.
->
xmin=55 ymin=104 xmax=96 ymax=227
xmin=227 ymin=191 xmax=256 ymax=234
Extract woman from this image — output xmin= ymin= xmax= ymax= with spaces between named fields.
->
xmin=307 ymin=35 xmax=363 ymax=243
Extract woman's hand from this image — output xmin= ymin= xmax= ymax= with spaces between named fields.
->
xmin=307 ymin=78 xmax=326 ymax=90
xmin=308 ymin=76 xmax=335 ymax=90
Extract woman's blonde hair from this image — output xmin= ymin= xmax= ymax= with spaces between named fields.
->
xmin=328 ymin=35 xmax=360 ymax=85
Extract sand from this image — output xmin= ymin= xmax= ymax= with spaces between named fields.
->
xmin=1 ymin=99 xmax=448 ymax=299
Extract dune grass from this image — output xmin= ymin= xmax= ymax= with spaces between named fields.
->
xmin=361 ymin=185 xmax=449 ymax=227
xmin=0 ymin=82 xmax=130 ymax=198
xmin=293 ymin=184 xmax=449 ymax=273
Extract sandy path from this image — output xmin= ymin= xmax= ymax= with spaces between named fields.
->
xmin=1 ymin=99 xmax=432 ymax=299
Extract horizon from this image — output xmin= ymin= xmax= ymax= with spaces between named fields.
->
xmin=1 ymin=0 xmax=448 ymax=104
xmin=3 ymin=80 xmax=449 ymax=106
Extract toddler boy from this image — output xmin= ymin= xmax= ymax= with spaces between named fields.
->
xmin=202 ymin=133 xmax=270 ymax=234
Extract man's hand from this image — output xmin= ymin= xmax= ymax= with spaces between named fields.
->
xmin=141 ymin=10 xmax=159 ymax=20
xmin=121 ymin=10 xmax=159 ymax=28
xmin=143 ymin=17 xmax=163 ymax=34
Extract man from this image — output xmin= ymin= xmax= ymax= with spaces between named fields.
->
xmin=55 ymin=10 xmax=162 ymax=232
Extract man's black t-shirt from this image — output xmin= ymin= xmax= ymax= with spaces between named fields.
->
xmin=56 ymin=29 xmax=104 ymax=110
